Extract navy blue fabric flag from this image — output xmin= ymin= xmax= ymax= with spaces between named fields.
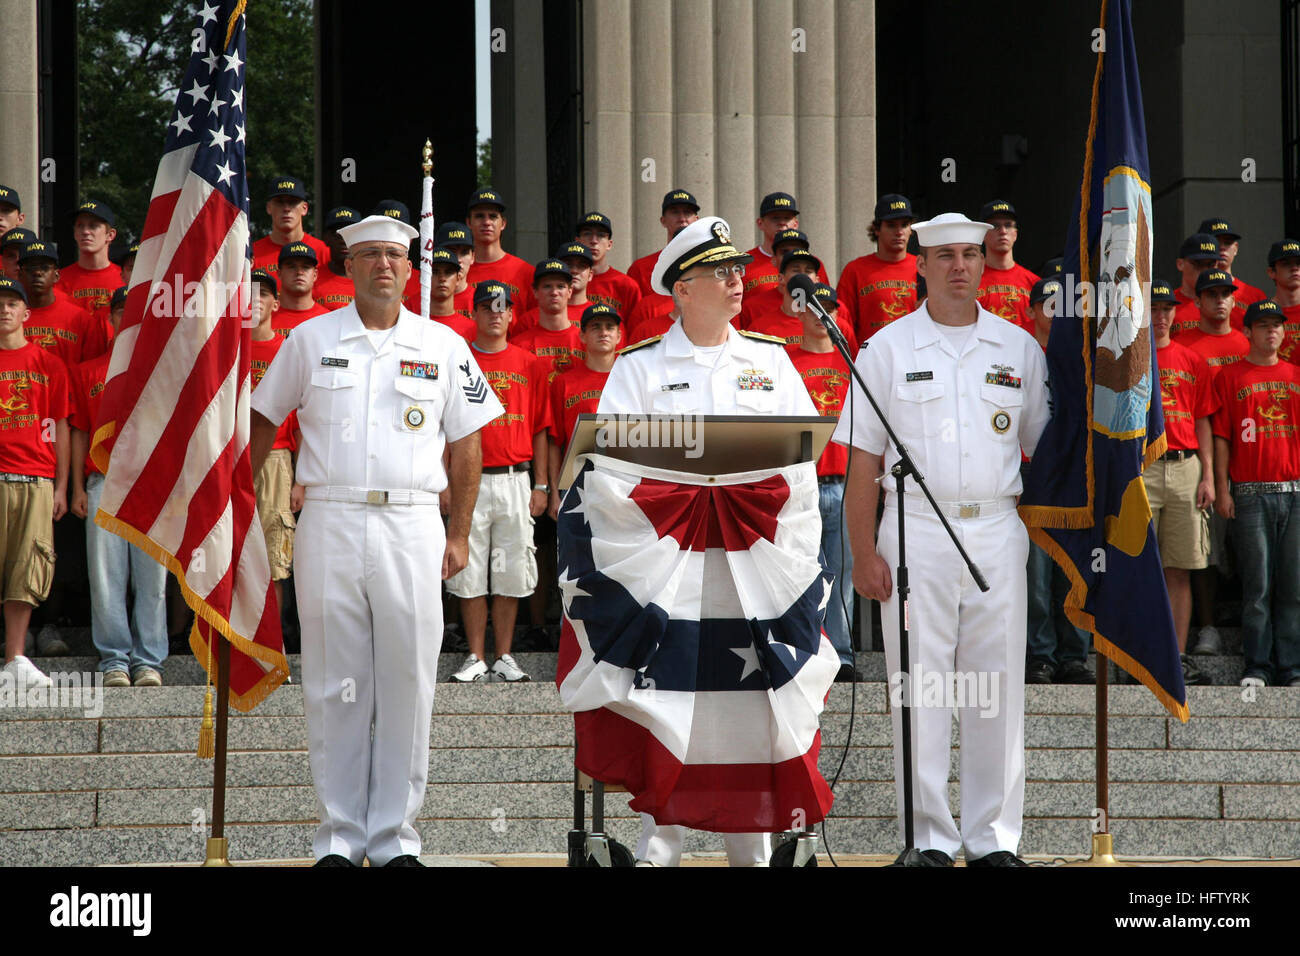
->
xmin=1019 ymin=0 xmax=1187 ymax=721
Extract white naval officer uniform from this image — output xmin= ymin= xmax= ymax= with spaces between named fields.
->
xmin=251 ymin=303 xmax=503 ymax=864
xmin=833 ymin=301 xmax=1049 ymax=859
xmin=599 ymin=318 xmax=817 ymax=866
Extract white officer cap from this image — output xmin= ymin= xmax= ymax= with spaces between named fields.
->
xmin=337 ymin=214 xmax=419 ymax=248
xmin=911 ymin=212 xmax=993 ymax=248
xmin=651 ymin=216 xmax=753 ymax=296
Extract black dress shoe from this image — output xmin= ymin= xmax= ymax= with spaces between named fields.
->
xmin=1054 ymin=659 xmax=1095 ymax=684
xmin=965 ymin=850 xmax=1028 ymax=867
xmin=313 ymin=854 xmax=357 ymax=867
xmin=920 ymin=849 xmax=954 ymax=866
xmin=382 ymin=854 xmax=425 ymax=867
xmin=1025 ymin=660 xmax=1055 ymax=684
xmin=887 ymin=848 xmax=953 ymax=867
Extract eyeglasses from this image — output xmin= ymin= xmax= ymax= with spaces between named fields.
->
xmin=351 ymin=247 xmax=409 ymax=264
xmin=680 ymin=263 xmax=746 ymax=283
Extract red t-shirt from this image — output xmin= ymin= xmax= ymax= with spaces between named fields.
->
xmin=471 ymin=343 xmax=551 ymax=467
xmin=742 ymin=247 xmax=831 ymax=305
xmin=467 ymin=252 xmax=536 ymax=314
xmin=1232 ymin=278 xmax=1267 ymax=308
xmin=627 ymin=251 xmax=660 ymax=298
xmin=626 ymin=293 xmax=673 ymax=344
xmin=977 ymin=262 xmax=1039 ymax=329
xmin=836 ymin=252 xmax=918 ymax=344
xmin=747 ymin=305 xmax=858 ymax=359
xmin=250 ymin=336 xmax=297 ymax=450
xmin=69 ymin=354 xmax=110 ymax=477
xmin=1155 ymin=340 xmax=1216 ymax=451
xmin=0 ymin=343 xmax=71 ymax=479
xmin=272 ymin=302 xmax=331 ymax=339
xmin=1174 ymin=327 xmax=1249 ymax=381
xmin=508 ymin=303 xmax=585 ymax=340
xmin=251 ymin=233 xmax=330 ymax=277
xmin=512 ymin=323 xmax=586 ymax=385
xmin=1211 ymin=359 xmax=1300 ymax=483
xmin=55 ymin=263 xmax=122 ymax=327
xmin=312 ymin=270 xmax=354 ymax=311
xmin=549 ymin=363 xmax=609 ymax=453
xmin=587 ymin=267 xmax=641 ymax=319
xmin=1278 ymin=302 xmax=1300 ymax=367
xmin=431 ymin=311 xmax=477 ymax=343
xmin=25 ymin=298 xmax=111 ymax=367
xmin=788 ymin=347 xmax=851 ymax=476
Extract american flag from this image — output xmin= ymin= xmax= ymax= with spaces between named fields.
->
xmin=91 ymin=0 xmax=289 ymax=709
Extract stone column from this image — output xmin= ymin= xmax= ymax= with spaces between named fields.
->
xmin=712 ymin=0 xmax=756 ymax=237
xmin=629 ymin=0 xmax=673 ymax=265
xmin=0 ymin=0 xmax=39 ymax=234
xmin=753 ymin=0 xmax=797 ymax=243
xmin=672 ymin=2 xmax=715 ymax=215
xmin=835 ymin=0 xmax=876 ymax=272
xmin=794 ymin=0 xmax=837 ymax=274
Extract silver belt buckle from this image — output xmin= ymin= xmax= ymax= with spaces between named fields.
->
xmin=959 ymin=503 xmax=980 ymax=518
xmin=365 ymin=489 xmax=388 ymax=505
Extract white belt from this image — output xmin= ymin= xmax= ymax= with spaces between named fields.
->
xmin=304 ymin=486 xmax=441 ymax=505
xmin=889 ymin=495 xmax=1018 ymax=519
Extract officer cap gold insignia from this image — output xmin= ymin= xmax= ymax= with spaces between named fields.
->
xmin=651 ymin=216 xmax=753 ymax=296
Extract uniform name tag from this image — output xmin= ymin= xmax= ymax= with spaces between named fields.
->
xmin=320 ymin=356 xmax=349 ymax=368
xmin=661 ymin=382 xmax=690 ymax=392
xmin=906 ymin=371 xmax=933 ymax=382
xmin=400 ymin=360 xmax=438 ymax=380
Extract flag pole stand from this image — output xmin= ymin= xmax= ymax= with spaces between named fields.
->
xmin=201 ymin=633 xmax=234 ymax=867
xmin=1064 ymin=658 xmax=1132 ymax=867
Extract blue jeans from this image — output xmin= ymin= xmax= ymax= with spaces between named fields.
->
xmin=1232 ymin=491 xmax=1300 ymax=684
xmin=818 ymin=479 xmax=854 ymax=665
xmin=1025 ymin=539 xmax=1091 ymax=665
xmin=86 ymin=473 xmax=169 ymax=674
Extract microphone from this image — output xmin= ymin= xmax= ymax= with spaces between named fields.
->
xmin=786 ymin=273 xmax=853 ymax=354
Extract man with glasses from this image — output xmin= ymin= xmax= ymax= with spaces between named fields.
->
xmin=251 ymin=213 xmax=502 ymax=867
xmin=975 ymin=200 xmax=1038 ymax=330
xmin=598 ymin=216 xmax=815 ymax=866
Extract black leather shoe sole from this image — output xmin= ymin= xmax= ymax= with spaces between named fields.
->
xmin=382 ymin=854 xmax=425 ymax=867
xmin=966 ymin=851 xmax=1028 ymax=867
xmin=313 ymin=854 xmax=357 ymax=867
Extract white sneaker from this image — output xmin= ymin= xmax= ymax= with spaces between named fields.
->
xmin=491 ymin=653 xmax=531 ymax=683
xmin=450 ymin=654 xmax=488 ymax=682
xmin=4 ymin=655 xmax=53 ymax=690
xmin=1189 ymin=626 xmax=1222 ymax=656
xmin=36 ymin=625 xmax=70 ymax=656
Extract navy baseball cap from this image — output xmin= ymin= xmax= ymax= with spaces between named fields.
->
xmin=1029 ymin=276 xmax=1063 ymax=306
xmin=435 ymin=221 xmax=473 ymax=249
xmin=473 ymin=281 xmax=513 ymax=308
xmin=110 ymin=286 xmax=128 ymax=310
xmin=979 ymin=199 xmax=1016 ymax=221
xmin=533 ymin=259 xmax=571 ymax=284
xmin=251 ymin=268 xmax=278 ymax=295
xmin=373 ymin=200 xmax=412 ymax=226
xmin=0 ymin=185 xmax=19 ymax=211
xmin=779 ymin=248 xmax=822 ymax=274
xmin=1150 ymin=278 xmax=1178 ymax=303
xmin=467 ymin=186 xmax=506 ymax=212
xmin=1243 ymin=299 xmax=1284 ymax=326
xmin=267 ymin=176 xmax=308 ymax=201
xmin=74 ymin=199 xmax=116 ymax=228
xmin=811 ymin=282 xmax=838 ymax=310
xmin=555 ymin=241 xmax=594 ymax=265
xmin=0 ymin=227 xmax=35 ymax=250
xmin=661 ymin=189 xmax=700 ymax=213
xmin=1041 ymin=256 xmax=1064 ymax=276
xmin=577 ymin=211 xmax=613 ymax=236
xmin=1179 ymin=233 xmax=1220 ymax=262
xmin=1198 ymin=217 xmax=1241 ymax=242
xmin=1195 ymin=269 xmax=1236 ymax=293
xmin=428 ymin=248 xmax=461 ymax=271
xmin=18 ymin=240 xmax=58 ymax=264
xmin=873 ymin=194 xmax=913 ymax=221
xmin=580 ymin=302 xmax=622 ymax=328
xmin=772 ymin=228 xmax=811 ymax=251
xmin=110 ymin=240 xmax=140 ymax=266
xmin=325 ymin=206 xmax=361 ymax=230
xmin=278 ymin=241 xmax=318 ymax=265
xmin=759 ymin=192 xmax=798 ymax=217
xmin=0 ymin=277 xmax=27 ymax=303
xmin=1268 ymin=238 xmax=1300 ymax=265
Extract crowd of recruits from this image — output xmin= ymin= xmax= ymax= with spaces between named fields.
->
xmin=1 ymin=174 xmax=1298 ymax=690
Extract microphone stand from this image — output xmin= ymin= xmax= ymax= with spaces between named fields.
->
xmin=793 ymin=280 xmax=990 ymax=867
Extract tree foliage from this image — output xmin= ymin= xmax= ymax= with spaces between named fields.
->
xmin=78 ymin=0 xmax=315 ymax=242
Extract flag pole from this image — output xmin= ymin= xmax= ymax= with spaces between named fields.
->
xmin=419 ymin=139 xmax=435 ymax=318
xmin=1064 ymin=658 xmax=1127 ymax=865
xmin=202 ymin=631 xmax=234 ymax=866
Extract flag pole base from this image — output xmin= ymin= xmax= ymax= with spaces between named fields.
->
xmin=200 ymin=837 xmax=233 ymax=867
xmin=1063 ymin=832 xmax=1131 ymax=867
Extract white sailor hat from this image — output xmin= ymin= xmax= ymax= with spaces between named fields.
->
xmin=911 ymin=212 xmax=993 ymax=248
xmin=337 ymin=213 xmax=419 ymax=249
xmin=651 ymin=216 xmax=753 ymax=296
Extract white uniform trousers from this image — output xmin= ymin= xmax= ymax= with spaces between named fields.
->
xmin=877 ymin=505 xmax=1028 ymax=860
xmin=636 ymin=814 xmax=771 ymax=867
xmin=295 ymin=498 xmax=446 ymax=865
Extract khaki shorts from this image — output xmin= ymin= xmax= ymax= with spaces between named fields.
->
xmin=0 ymin=480 xmax=55 ymax=605
xmin=445 ymin=470 xmax=538 ymax=599
xmin=1144 ymin=455 xmax=1209 ymax=570
xmin=254 ymin=448 xmax=295 ymax=581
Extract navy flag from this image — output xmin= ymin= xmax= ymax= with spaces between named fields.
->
xmin=1019 ymin=0 xmax=1187 ymax=721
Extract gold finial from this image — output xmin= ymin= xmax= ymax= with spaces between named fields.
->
xmin=422 ymin=139 xmax=433 ymax=177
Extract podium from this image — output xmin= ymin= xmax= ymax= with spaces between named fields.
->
xmin=556 ymin=414 xmax=840 ymax=867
